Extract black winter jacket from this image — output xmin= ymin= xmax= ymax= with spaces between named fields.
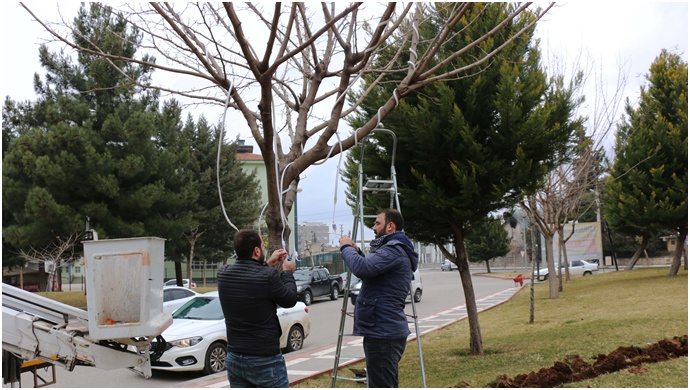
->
xmin=217 ymin=258 xmax=297 ymax=356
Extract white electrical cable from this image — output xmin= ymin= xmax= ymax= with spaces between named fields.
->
xmin=217 ymin=82 xmax=240 ymax=232
xmin=271 ymin=97 xmax=288 ymax=250
xmin=335 ymin=73 xmax=362 ymax=105
xmin=331 ymin=132 xmax=344 ymax=232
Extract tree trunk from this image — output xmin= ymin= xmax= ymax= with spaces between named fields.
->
xmin=557 ymin=233 xmax=565 ymax=291
xmin=175 ymin=261 xmax=182 ymax=285
xmin=203 ymin=259 xmax=207 ymax=287
xmin=263 ymin=169 xmax=297 ymax=253
xmin=484 ymin=260 xmax=491 ymax=273
xmin=543 ymin=234 xmax=558 ymax=299
xmin=668 ymin=228 xmax=687 ymax=276
xmin=453 ymin=237 xmax=484 ymax=355
xmin=57 ymin=263 xmax=63 ymax=292
xmin=625 ymin=236 xmax=649 ymax=270
xmin=529 ymin=252 xmax=536 ymax=324
xmin=188 ymin=240 xmax=195 ymax=284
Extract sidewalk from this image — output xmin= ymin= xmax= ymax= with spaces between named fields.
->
xmin=179 ymin=285 xmax=524 ymax=388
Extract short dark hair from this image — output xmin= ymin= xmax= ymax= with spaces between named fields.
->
xmin=234 ymin=229 xmax=262 ymax=258
xmin=377 ymin=208 xmax=404 ymax=231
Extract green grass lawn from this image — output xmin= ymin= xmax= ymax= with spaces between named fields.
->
xmin=295 ymin=267 xmax=688 ymax=388
xmin=34 ymin=267 xmax=687 ymax=387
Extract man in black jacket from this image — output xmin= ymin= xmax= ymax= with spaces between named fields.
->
xmin=218 ymin=229 xmax=297 ymax=387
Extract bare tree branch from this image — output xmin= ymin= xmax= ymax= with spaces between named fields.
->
xmin=22 ymin=2 xmax=551 ymax=250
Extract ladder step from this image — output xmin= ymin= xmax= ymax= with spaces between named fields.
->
xmin=363 ymin=179 xmax=394 ymax=191
xmin=335 ymin=376 xmax=367 ymax=383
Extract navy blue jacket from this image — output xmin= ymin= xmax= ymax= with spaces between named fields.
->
xmin=340 ymin=231 xmax=419 ymax=338
xmin=217 ymin=258 xmax=297 ymax=356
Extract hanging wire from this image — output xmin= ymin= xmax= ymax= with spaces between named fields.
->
xmin=216 ymin=82 xmax=240 ymax=232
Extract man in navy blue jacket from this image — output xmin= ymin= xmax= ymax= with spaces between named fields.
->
xmin=339 ymin=208 xmax=419 ymax=388
xmin=218 ymin=229 xmax=297 ymax=387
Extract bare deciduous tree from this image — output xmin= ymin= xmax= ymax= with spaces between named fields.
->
xmin=18 ymin=231 xmax=82 ymax=292
xmin=22 ymin=2 xmax=553 ymax=250
xmin=184 ymin=225 xmax=204 ymax=286
xmin=522 ymin=54 xmax=628 ymax=299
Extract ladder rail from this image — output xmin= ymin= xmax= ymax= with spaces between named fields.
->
xmin=331 ymin=128 xmax=426 ymax=388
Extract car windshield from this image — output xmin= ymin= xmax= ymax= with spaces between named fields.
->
xmin=173 ymin=297 xmax=224 ymax=320
xmin=293 ymin=271 xmax=312 ymax=281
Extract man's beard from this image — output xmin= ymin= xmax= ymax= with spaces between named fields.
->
xmin=259 ymin=248 xmax=266 ymax=262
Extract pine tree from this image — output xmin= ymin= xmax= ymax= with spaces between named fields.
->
xmin=2 ymin=4 xmax=192 ymax=263
xmin=344 ymin=3 xmax=582 ymax=355
xmin=602 ymin=49 xmax=688 ymax=274
xmin=465 ymin=216 xmax=512 ymax=273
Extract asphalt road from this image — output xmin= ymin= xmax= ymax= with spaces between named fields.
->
xmin=4 ymin=268 xmax=517 ymax=388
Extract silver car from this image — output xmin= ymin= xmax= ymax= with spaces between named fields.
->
xmin=533 ymin=259 xmax=598 ymax=281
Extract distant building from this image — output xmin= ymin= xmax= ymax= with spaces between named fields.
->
xmin=299 ymin=222 xmax=333 ymax=256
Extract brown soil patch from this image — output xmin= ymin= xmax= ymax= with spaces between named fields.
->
xmin=486 ymin=335 xmax=687 ymax=388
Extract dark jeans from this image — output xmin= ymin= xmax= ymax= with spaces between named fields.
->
xmin=225 ymin=351 xmax=289 ymax=388
xmin=363 ymin=337 xmax=407 ymax=388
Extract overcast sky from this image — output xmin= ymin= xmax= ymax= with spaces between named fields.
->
xmin=1 ymin=2 xmax=688 ymax=244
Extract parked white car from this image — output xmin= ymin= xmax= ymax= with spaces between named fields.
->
xmin=151 ymin=291 xmax=311 ymax=375
xmin=349 ymin=268 xmax=423 ymax=304
xmin=164 ymin=278 xmax=196 ymax=288
xmin=533 ymin=259 xmax=598 ymax=281
xmin=162 ymin=286 xmax=200 ymax=315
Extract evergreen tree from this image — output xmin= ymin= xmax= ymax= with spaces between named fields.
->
xmin=602 ymin=49 xmax=688 ymax=274
xmin=180 ymin=115 xmax=262 ymax=274
xmin=2 ymin=4 xmax=193 ymax=264
xmin=3 ymin=4 xmax=263 ymax=275
xmin=465 ymin=216 xmax=512 ymax=273
xmin=344 ymin=3 xmax=582 ymax=354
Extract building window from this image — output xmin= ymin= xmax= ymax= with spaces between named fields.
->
xmin=192 ymin=260 xmax=218 ymax=270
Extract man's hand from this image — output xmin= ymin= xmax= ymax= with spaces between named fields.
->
xmin=266 ymin=249 xmax=288 ymax=267
xmin=282 ymin=257 xmax=296 ymax=273
xmin=339 ymin=235 xmax=359 ymax=252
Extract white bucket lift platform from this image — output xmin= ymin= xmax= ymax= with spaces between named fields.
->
xmin=83 ymin=237 xmax=171 ymax=341
xmin=3 ymin=236 xmax=171 ymax=387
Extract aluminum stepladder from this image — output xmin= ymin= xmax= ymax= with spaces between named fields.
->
xmin=330 ymin=128 xmax=426 ymax=387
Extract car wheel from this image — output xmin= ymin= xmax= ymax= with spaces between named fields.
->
xmin=543 ymin=274 xmax=549 ymax=280
xmin=284 ymin=325 xmax=304 ymax=353
xmin=413 ymin=288 xmax=422 ymax=303
xmin=202 ymin=342 xmax=226 ymax=375
xmin=329 ymin=286 xmax=338 ymax=300
xmin=584 ymin=271 xmax=592 ymax=276
xmin=302 ymin=290 xmax=313 ymax=306
xmin=350 ymin=295 xmax=357 ymax=305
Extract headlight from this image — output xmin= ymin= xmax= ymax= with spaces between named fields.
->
xmin=353 ymin=282 xmax=362 ymax=290
xmin=297 ymin=285 xmax=304 ymax=292
xmin=169 ymin=337 xmax=203 ymax=348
